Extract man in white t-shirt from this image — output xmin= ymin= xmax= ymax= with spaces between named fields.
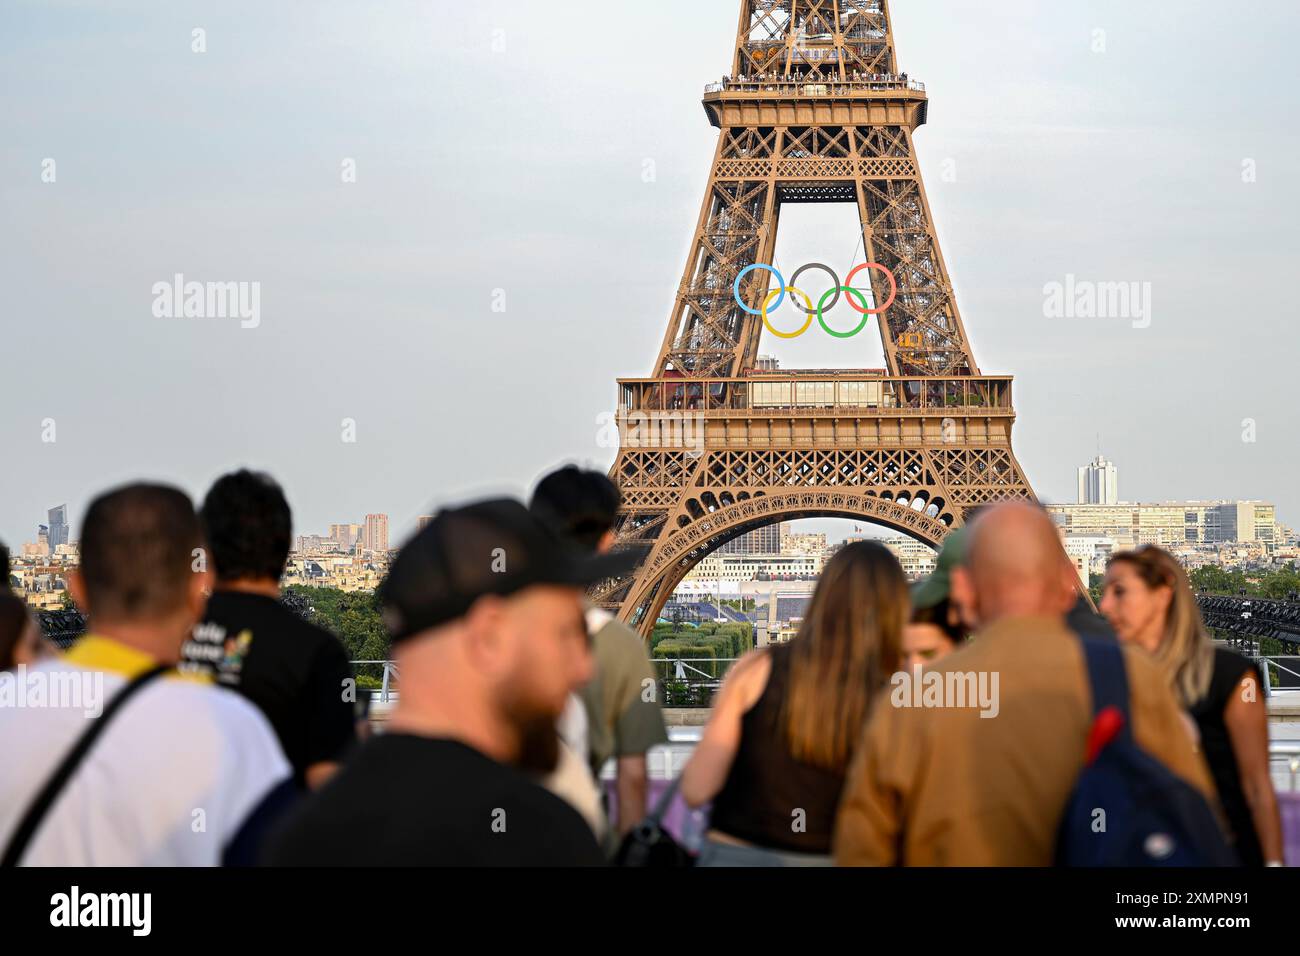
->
xmin=0 ymin=483 xmax=293 ymax=866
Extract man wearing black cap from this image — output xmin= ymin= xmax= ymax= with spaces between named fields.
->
xmin=267 ymin=499 xmax=631 ymax=866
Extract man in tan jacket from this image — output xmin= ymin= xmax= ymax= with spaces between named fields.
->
xmin=834 ymin=502 xmax=1217 ymax=866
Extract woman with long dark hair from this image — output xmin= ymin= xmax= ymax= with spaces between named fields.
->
xmin=1101 ymin=545 xmax=1283 ymax=866
xmin=680 ymin=541 xmax=908 ymax=865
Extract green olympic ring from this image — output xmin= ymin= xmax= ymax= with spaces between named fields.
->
xmin=817 ymin=286 xmax=872 ymax=338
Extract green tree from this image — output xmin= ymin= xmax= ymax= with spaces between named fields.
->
xmin=1189 ymin=565 xmax=1248 ymax=596
xmin=286 ymin=585 xmax=390 ymax=679
xmin=1258 ymin=563 xmax=1300 ymax=600
xmin=1088 ymin=573 xmax=1104 ymax=608
xmin=1190 ymin=563 xmax=1299 ymax=600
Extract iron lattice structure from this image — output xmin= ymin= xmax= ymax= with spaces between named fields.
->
xmin=600 ymin=0 xmax=1037 ymax=634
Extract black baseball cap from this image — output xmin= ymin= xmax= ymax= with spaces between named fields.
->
xmin=379 ymin=499 xmax=638 ymax=642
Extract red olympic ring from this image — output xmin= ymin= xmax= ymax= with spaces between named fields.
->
xmin=844 ymin=263 xmax=898 ymax=315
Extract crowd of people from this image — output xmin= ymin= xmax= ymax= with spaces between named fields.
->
xmin=0 ymin=469 xmax=1285 ymax=867
xmin=720 ymin=70 xmax=912 ymax=86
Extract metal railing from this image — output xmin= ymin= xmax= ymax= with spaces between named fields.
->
xmin=1270 ymin=743 xmax=1300 ymax=791
xmin=350 ymin=657 xmax=730 ymax=708
xmin=1256 ymin=655 xmax=1300 ymax=696
xmin=652 ymin=657 xmax=740 ymax=708
xmin=706 ymin=76 xmax=925 ymax=95
xmin=654 ymin=656 xmax=740 ymax=680
xmin=619 ymin=375 xmax=1013 ymax=416
xmin=351 ymin=660 xmax=400 ymax=703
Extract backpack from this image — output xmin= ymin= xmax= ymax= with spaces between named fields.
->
xmin=1055 ymin=637 xmax=1238 ymax=866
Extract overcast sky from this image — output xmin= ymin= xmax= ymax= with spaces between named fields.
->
xmin=2 ymin=0 xmax=1297 ymax=550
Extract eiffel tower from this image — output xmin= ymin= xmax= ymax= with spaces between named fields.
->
xmin=597 ymin=0 xmax=1036 ymax=634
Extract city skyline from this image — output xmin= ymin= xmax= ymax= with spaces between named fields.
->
xmin=8 ymin=479 xmax=1296 ymax=556
xmin=3 ymin=1 xmax=1297 ymax=552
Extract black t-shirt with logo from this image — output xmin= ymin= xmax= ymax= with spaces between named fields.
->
xmin=266 ymin=735 xmax=605 ymax=866
xmin=182 ymin=591 xmax=357 ymax=787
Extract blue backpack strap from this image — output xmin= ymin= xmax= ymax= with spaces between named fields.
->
xmin=1079 ymin=637 xmax=1133 ymax=739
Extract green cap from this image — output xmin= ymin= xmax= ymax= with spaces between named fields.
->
xmin=910 ymin=527 xmax=969 ymax=610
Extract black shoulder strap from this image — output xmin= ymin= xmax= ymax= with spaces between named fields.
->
xmin=646 ymin=774 xmax=683 ymax=827
xmin=1 ymin=663 xmax=171 ymax=867
xmin=1079 ymin=636 xmax=1132 ymax=737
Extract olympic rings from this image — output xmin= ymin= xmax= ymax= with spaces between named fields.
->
xmin=733 ymin=260 xmax=898 ymax=338
xmin=762 ymin=287 xmax=814 ymax=339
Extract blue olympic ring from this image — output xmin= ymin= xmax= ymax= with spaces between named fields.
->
xmin=734 ymin=264 xmax=785 ymax=315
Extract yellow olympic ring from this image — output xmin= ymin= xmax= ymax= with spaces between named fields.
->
xmin=762 ymin=287 xmax=814 ymax=339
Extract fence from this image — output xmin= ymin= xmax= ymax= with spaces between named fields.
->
xmin=353 ymin=657 xmax=733 ymax=709
xmin=651 ymin=657 xmax=737 ymax=708
xmin=351 ymin=661 xmax=399 ymax=703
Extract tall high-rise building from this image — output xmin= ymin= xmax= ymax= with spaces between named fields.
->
xmin=416 ymin=515 xmax=436 ymax=534
xmin=720 ymin=522 xmax=789 ymax=555
xmin=329 ymin=523 xmax=363 ymax=552
xmin=47 ymin=505 xmax=69 ymax=551
xmin=362 ymin=514 xmax=389 ymax=553
xmin=1077 ymin=456 xmax=1119 ymax=505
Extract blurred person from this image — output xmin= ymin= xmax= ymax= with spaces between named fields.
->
xmin=267 ymin=499 xmax=634 ymax=866
xmin=530 ymin=466 xmax=669 ymax=838
xmin=681 ymin=542 xmax=908 ymax=866
xmin=1101 ymin=546 xmax=1283 ymax=867
xmin=180 ymin=470 xmax=356 ymax=791
xmin=1064 ymin=554 xmax=1118 ymax=643
xmin=544 ymin=695 xmax=606 ymax=839
xmin=904 ymin=529 xmax=969 ymax=671
xmin=939 ymin=511 xmax=1112 ymax=642
xmin=1068 ymin=591 xmax=1118 ymax=642
xmin=0 ymin=592 xmax=46 ymax=671
xmin=834 ymin=502 xmax=1216 ymax=866
xmin=903 ymin=602 xmax=962 ymax=673
xmin=0 ymin=484 xmax=292 ymax=866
